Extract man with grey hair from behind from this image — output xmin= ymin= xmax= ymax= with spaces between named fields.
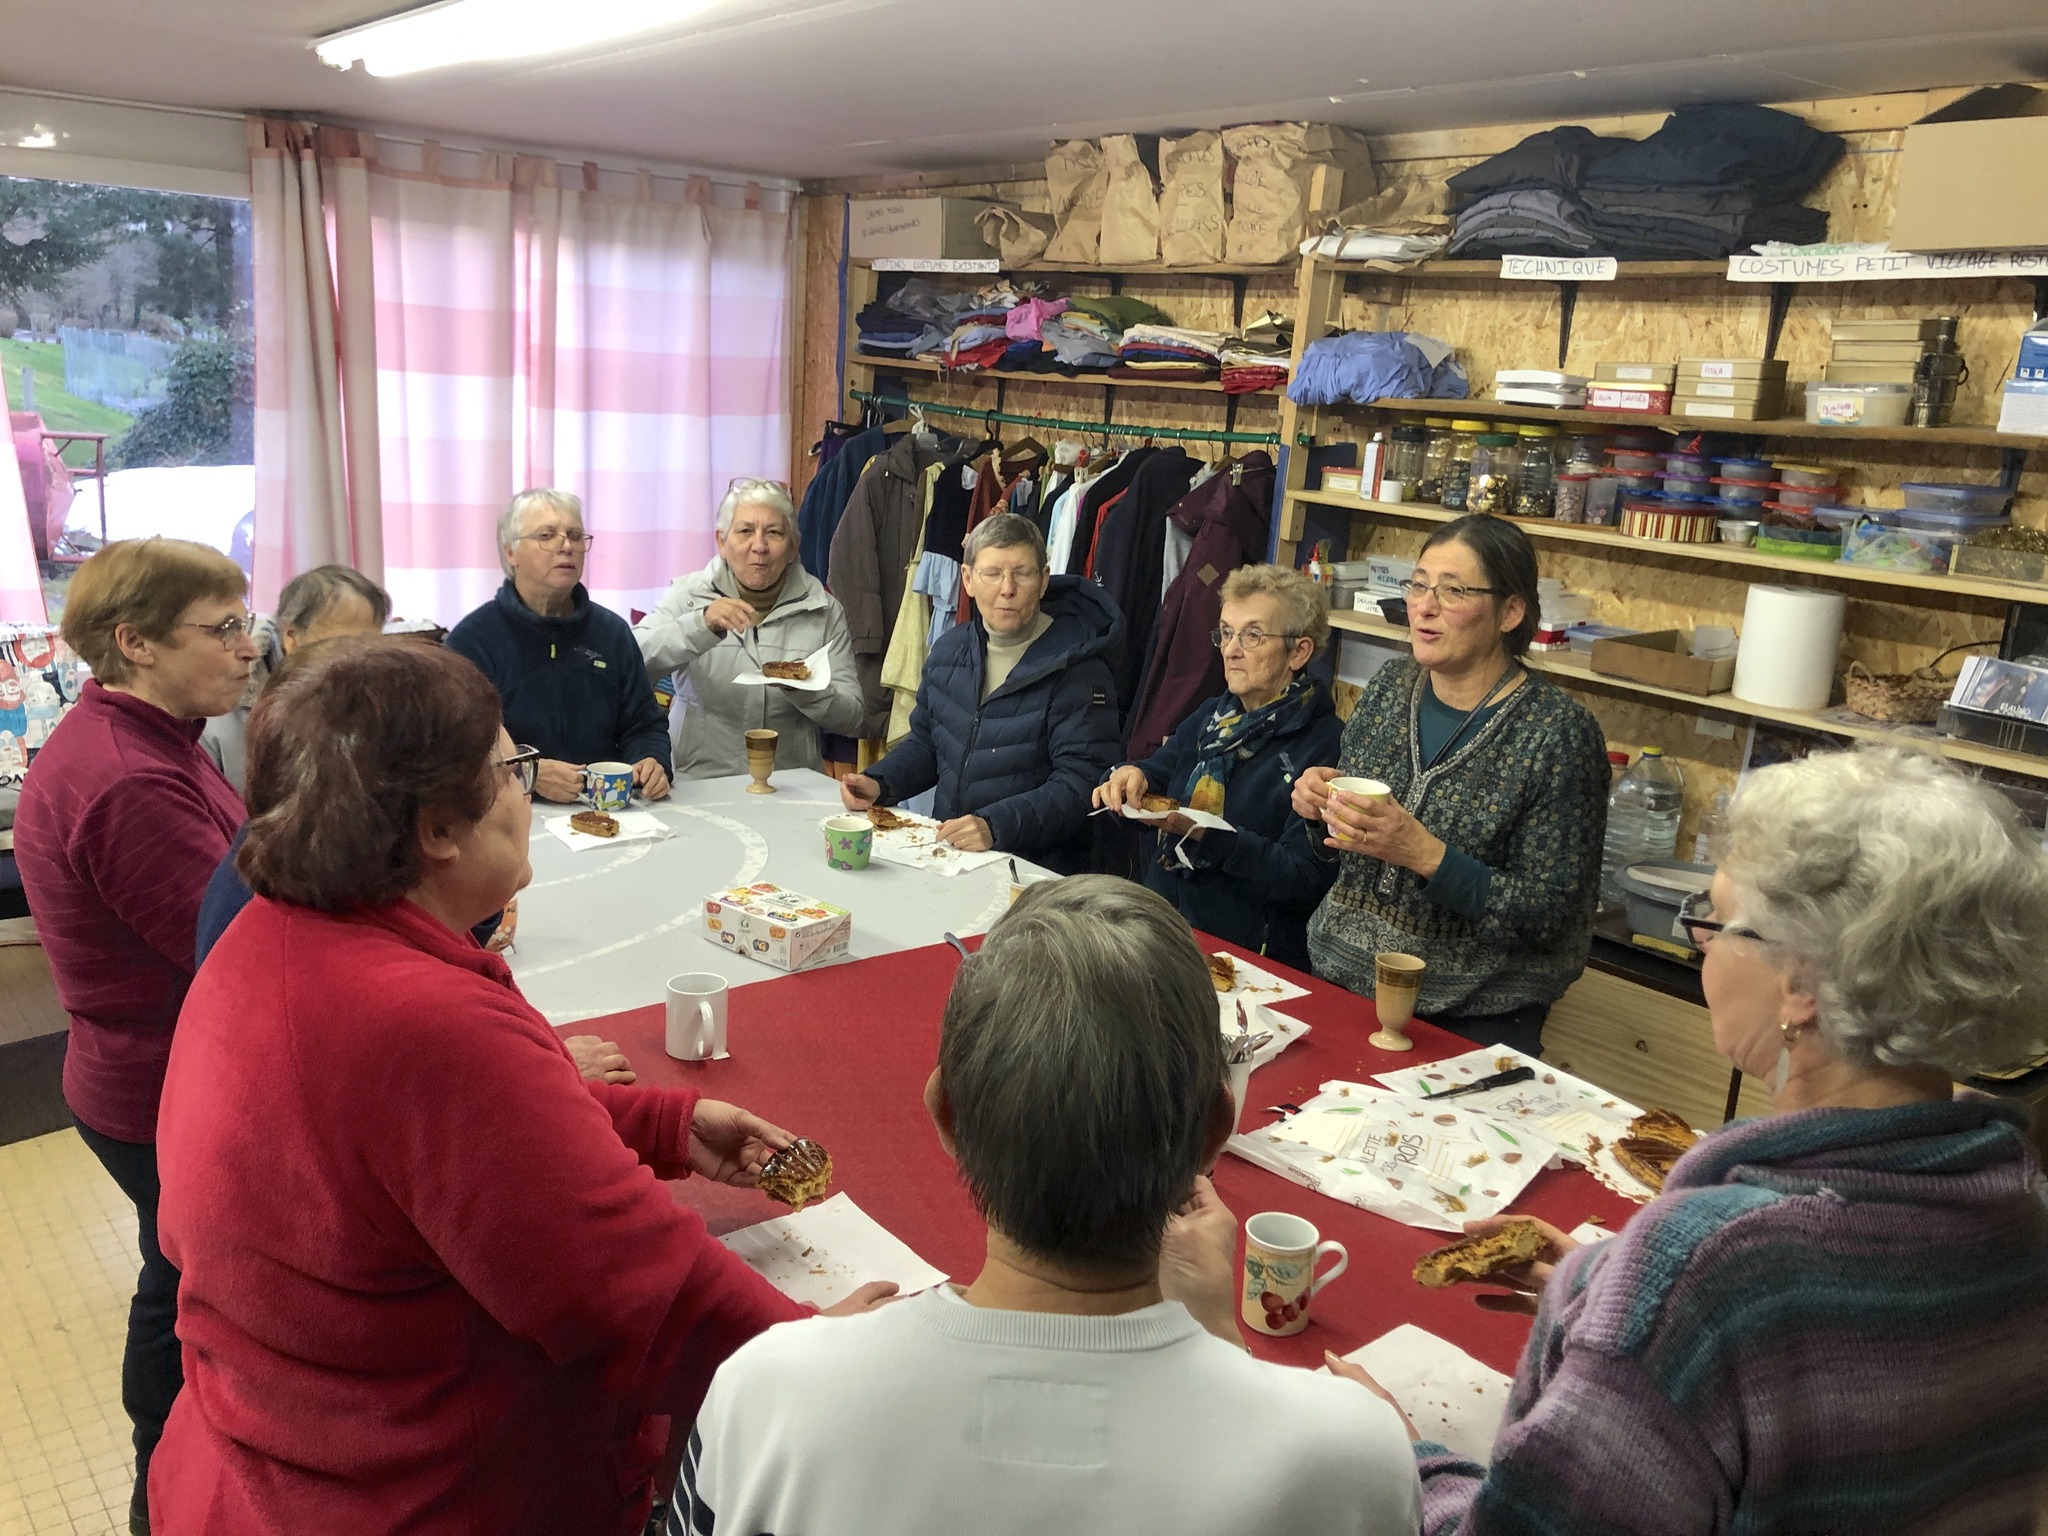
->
xmin=676 ymin=875 xmax=1421 ymax=1536
xmin=447 ymin=487 xmax=672 ymax=803
xmin=635 ymin=477 xmax=863 ymax=779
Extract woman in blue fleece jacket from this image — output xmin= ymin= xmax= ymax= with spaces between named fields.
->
xmin=445 ymin=489 xmax=672 ymax=804
xmin=840 ymin=514 xmax=1121 ymax=873
xmin=1096 ymin=565 xmax=1339 ymax=971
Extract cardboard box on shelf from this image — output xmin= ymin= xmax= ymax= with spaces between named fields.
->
xmin=1828 ymin=318 xmax=1950 ymax=344
xmin=1595 ymin=362 xmax=1677 ymax=385
xmin=1589 ymin=630 xmax=1737 ymax=697
xmin=1823 ymin=361 xmax=1922 ymax=386
xmin=1677 ymin=358 xmax=1789 ymax=382
xmin=703 ymin=884 xmax=852 ymax=972
xmin=1887 ymin=88 xmax=2048 ymax=254
xmin=1672 ymin=392 xmax=1784 ymax=421
xmin=1829 ymin=339 xmax=1932 ymax=364
xmin=1684 ymin=377 xmax=1783 ymax=403
xmin=1586 ymin=384 xmax=1673 ymax=413
xmin=851 ymin=198 xmax=999 ymax=260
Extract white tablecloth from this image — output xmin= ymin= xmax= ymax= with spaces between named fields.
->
xmin=508 ymin=769 xmax=1048 ymax=1023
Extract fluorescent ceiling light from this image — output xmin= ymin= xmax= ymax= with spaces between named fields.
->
xmin=315 ymin=0 xmax=720 ymax=77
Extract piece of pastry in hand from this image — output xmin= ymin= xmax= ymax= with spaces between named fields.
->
xmin=756 ymin=1137 xmax=834 ymax=1212
xmin=1206 ymin=953 xmax=1238 ymax=993
xmin=1611 ymin=1108 xmax=1699 ymax=1193
xmin=1136 ymin=793 xmax=1180 ymax=814
xmin=761 ymin=659 xmax=812 ymax=681
xmin=866 ymin=806 xmax=914 ymax=832
xmin=568 ymin=810 xmax=620 ymax=837
xmin=1413 ymin=1217 xmax=1548 ymax=1288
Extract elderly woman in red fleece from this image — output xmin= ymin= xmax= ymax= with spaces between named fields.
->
xmin=150 ymin=637 xmax=890 ymax=1536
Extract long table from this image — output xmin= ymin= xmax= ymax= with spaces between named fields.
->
xmin=579 ymin=937 xmax=1639 ymax=1377
xmin=509 ymin=769 xmax=1041 ymax=1024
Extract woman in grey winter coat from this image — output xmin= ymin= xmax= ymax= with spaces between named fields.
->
xmin=635 ymin=480 xmax=865 ymax=779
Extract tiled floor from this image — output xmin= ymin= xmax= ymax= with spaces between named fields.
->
xmin=0 ymin=1130 xmax=140 ymax=1536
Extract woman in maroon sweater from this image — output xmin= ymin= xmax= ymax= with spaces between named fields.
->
xmin=151 ymin=636 xmax=886 ymax=1535
xmin=12 ymin=538 xmax=257 ymax=1535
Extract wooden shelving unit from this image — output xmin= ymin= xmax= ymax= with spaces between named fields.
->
xmin=849 ymin=354 xmax=1274 ymax=396
xmin=1288 ymin=492 xmax=2048 ymax=606
xmin=851 ymin=258 xmax=1293 ymax=279
xmin=1328 ymin=608 xmax=2048 ymax=782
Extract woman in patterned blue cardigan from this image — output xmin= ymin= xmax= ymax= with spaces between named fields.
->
xmin=1332 ymin=746 xmax=2048 ymax=1536
xmin=1291 ymin=516 xmax=1609 ymax=1055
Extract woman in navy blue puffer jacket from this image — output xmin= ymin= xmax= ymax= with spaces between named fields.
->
xmin=841 ymin=514 xmax=1121 ymax=873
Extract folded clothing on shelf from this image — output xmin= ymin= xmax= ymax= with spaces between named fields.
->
xmin=1289 ymin=330 xmax=1468 ymax=406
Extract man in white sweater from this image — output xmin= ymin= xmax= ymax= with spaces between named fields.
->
xmin=674 ymin=877 xmax=1421 ymax=1536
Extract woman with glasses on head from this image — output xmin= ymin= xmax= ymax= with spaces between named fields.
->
xmin=446 ymin=487 xmax=673 ymax=805
xmin=11 ymin=538 xmax=258 ymax=1533
xmin=1290 ymin=515 xmax=1608 ymax=1057
xmin=1093 ymin=564 xmax=1341 ymax=971
xmin=635 ymin=478 xmax=864 ymax=779
xmin=150 ymin=637 xmax=892 ymax=1535
xmin=1331 ymin=747 xmax=2048 ymax=1535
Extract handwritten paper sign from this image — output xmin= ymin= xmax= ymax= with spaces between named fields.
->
xmin=1499 ymin=255 xmax=1619 ymax=281
xmin=1727 ymin=250 xmax=2048 ymax=282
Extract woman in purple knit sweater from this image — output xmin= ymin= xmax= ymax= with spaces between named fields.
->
xmin=1336 ymin=746 xmax=2048 ymax=1535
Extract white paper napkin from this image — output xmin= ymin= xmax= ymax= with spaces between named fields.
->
xmin=732 ymin=644 xmax=833 ymax=691
xmin=543 ymin=809 xmax=673 ymax=853
xmin=718 ymin=1193 xmax=949 ymax=1309
xmin=1338 ymin=1324 xmax=1514 ymax=1463
xmin=865 ymin=812 xmax=1009 ymax=877
xmin=1210 ymin=951 xmax=1311 ymax=1004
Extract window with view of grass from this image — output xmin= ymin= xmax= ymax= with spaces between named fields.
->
xmin=2 ymin=174 xmax=253 ymax=603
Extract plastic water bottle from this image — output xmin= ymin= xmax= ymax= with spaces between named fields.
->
xmin=1600 ymin=747 xmax=1687 ymax=908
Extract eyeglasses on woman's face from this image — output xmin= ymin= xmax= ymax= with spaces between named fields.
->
xmin=1210 ymin=626 xmax=1301 ymax=652
xmin=180 ymin=613 xmax=257 ymax=649
xmin=498 ymin=744 xmax=541 ymax=797
xmin=1396 ymin=577 xmax=1498 ymax=612
xmin=1677 ymin=889 xmax=1766 ymax=949
xmin=516 ymin=529 xmax=593 ymax=551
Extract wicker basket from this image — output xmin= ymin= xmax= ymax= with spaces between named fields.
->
xmin=1842 ymin=642 xmax=1993 ymax=724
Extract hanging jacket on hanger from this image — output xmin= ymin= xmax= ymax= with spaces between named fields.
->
xmin=1124 ymin=451 xmax=1276 ymax=758
xmin=1088 ymin=448 xmax=1201 ymax=721
xmin=1063 ymin=448 xmax=1158 ymax=576
xmin=798 ymin=424 xmax=888 ymax=580
xmin=830 ymin=434 xmax=945 ymax=738
xmin=878 ymin=462 xmax=944 ymax=748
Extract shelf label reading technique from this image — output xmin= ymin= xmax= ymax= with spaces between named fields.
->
xmin=1500 ymin=255 xmax=1619 ymax=281
xmin=1728 ymin=250 xmax=2048 ymax=282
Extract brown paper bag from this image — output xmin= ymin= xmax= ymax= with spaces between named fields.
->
xmin=1158 ymin=131 xmax=1226 ymax=266
xmin=976 ymin=202 xmax=1054 ymax=266
xmin=1222 ymin=122 xmax=1378 ymax=264
xmin=1097 ymin=134 xmax=1160 ymax=265
xmin=1044 ymin=139 xmax=1108 ymax=265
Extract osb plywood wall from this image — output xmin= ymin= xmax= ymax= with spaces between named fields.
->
xmin=788 ymin=84 xmax=2045 ymax=847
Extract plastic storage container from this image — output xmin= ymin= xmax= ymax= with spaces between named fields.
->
xmin=1898 ymin=482 xmax=2016 ymax=519
xmin=1778 ymin=465 xmax=1839 ymax=489
xmin=1811 ymin=383 xmax=1912 ymax=427
xmin=1514 ymin=425 xmax=1560 ymax=517
xmin=1840 ymin=517 xmax=1962 ymax=574
xmin=1387 ymin=425 xmax=1429 ymax=488
xmin=1554 ymin=472 xmax=1593 ymax=523
xmin=1467 ymin=432 xmax=1520 ymax=516
xmin=1601 ymin=748 xmax=1687 ymax=910
xmin=1616 ymin=860 xmax=1716 ymax=950
xmin=1413 ymin=418 xmax=1457 ymax=503
xmin=1755 ymin=522 xmax=1844 ymax=561
xmin=1437 ymin=419 xmax=1489 ymax=511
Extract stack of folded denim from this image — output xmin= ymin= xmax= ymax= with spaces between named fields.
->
xmin=1445 ymin=106 xmax=1843 ymax=261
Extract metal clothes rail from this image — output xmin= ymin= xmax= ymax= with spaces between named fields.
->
xmin=850 ymin=388 xmax=1282 ymax=447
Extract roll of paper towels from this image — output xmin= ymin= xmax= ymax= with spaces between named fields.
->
xmin=1732 ymin=586 xmax=1846 ymax=710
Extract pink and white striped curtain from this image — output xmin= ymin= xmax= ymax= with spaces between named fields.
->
xmin=250 ymin=119 xmax=793 ymax=623
xmin=0 ymin=368 xmax=48 ymax=623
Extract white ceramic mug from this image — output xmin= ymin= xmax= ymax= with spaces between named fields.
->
xmin=1241 ymin=1211 xmax=1349 ymax=1336
xmin=665 ymin=971 xmax=729 ymax=1061
xmin=583 ymin=760 xmax=634 ymax=812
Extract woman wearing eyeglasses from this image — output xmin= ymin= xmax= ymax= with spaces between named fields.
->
xmin=446 ymin=487 xmax=674 ymax=806
xmin=1093 ymin=564 xmax=1340 ymax=971
xmin=1290 ymin=515 xmax=1608 ymax=1057
xmin=634 ymin=479 xmax=865 ymax=779
xmin=1331 ymin=747 xmax=2048 ymax=1535
xmin=150 ymin=637 xmax=892 ymax=1536
xmin=11 ymin=538 xmax=258 ymax=1531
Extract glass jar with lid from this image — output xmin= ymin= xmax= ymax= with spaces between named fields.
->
xmin=1513 ymin=424 xmax=1560 ymax=518
xmin=1466 ymin=432 xmax=1520 ymax=516
xmin=1437 ymin=419 xmax=1490 ymax=511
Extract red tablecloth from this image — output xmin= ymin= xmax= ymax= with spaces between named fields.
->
xmin=578 ymin=939 xmax=1638 ymax=1377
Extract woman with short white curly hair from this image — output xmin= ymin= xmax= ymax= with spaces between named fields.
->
xmin=1329 ymin=747 xmax=2048 ymax=1535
